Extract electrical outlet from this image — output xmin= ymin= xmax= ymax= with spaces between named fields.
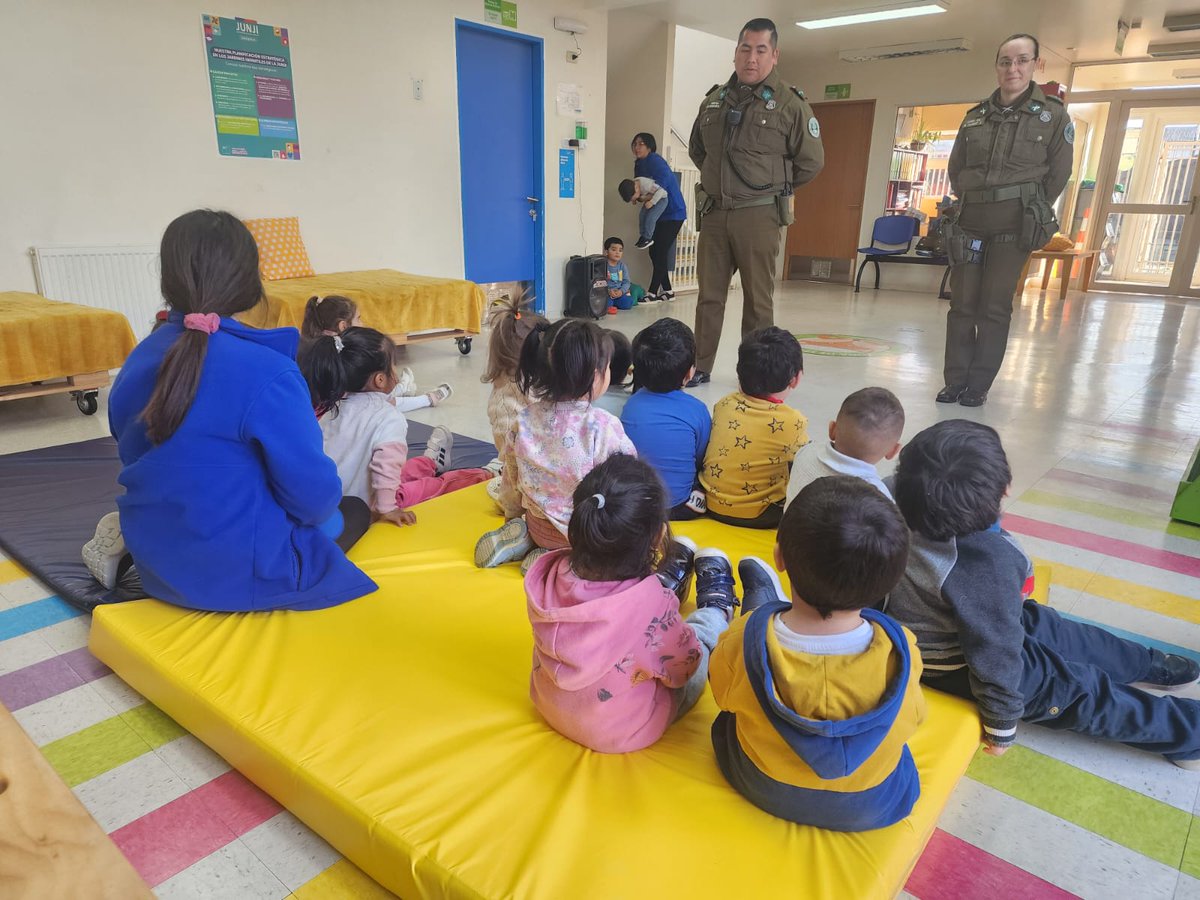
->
xmin=412 ymin=78 xmax=424 ymax=100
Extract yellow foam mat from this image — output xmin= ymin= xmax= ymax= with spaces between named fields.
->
xmin=238 ymin=270 xmax=485 ymax=337
xmin=91 ymin=485 xmax=981 ymax=899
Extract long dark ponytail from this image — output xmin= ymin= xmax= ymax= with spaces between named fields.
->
xmin=140 ymin=210 xmax=264 ymax=444
xmin=297 ymin=326 xmax=396 ymax=414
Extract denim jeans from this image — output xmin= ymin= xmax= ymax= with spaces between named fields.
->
xmin=639 ymin=196 xmax=668 ymax=241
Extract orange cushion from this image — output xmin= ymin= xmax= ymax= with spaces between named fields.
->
xmin=243 ymin=217 xmax=315 ymax=281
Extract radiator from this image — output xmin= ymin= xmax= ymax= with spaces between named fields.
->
xmin=30 ymin=245 xmax=162 ymax=339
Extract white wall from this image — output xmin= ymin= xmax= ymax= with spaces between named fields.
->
xmin=669 ymin=25 xmax=736 ymax=165
xmin=782 ymin=44 xmax=1069 ymax=292
xmin=602 ymin=8 xmax=672 ymax=289
xmin=0 ymin=0 xmax=609 ymax=317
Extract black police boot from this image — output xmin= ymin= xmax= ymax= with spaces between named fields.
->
xmin=959 ymin=388 xmax=988 ymax=407
xmin=936 ymin=384 xmax=967 ymax=403
xmin=737 ymin=557 xmax=786 ymax=616
xmin=655 ymin=536 xmax=697 ymax=601
xmin=694 ymin=549 xmax=738 ymax=619
xmin=686 ymin=370 xmax=711 ymax=388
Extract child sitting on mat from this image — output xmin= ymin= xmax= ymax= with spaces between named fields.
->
xmin=476 ymin=318 xmax=635 ymax=571
xmin=301 ymin=294 xmax=452 ymax=412
xmin=86 ymin=209 xmax=376 ymax=611
xmin=785 ymin=386 xmax=904 ymax=506
xmin=526 ymin=454 xmax=744 ymax=753
xmin=709 ymin=476 xmax=924 ymax=831
xmin=481 ymin=292 xmax=549 ymax=455
xmin=299 ymin=327 xmax=491 ymax=526
xmin=593 ymin=329 xmax=633 ymax=417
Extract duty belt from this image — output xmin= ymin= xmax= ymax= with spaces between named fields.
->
xmin=713 ymin=196 xmax=776 ymax=211
xmin=962 ymin=183 xmax=1042 ymax=204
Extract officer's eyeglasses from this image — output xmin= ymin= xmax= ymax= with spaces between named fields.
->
xmin=997 ymin=56 xmax=1035 ymax=69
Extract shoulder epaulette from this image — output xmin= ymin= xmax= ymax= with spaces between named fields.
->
xmin=1044 ymin=93 xmax=1064 ymax=105
xmin=706 ymin=83 xmax=721 ymax=95
xmin=791 ymin=86 xmax=806 ymax=100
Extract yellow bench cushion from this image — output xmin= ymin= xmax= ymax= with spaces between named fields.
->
xmin=0 ymin=292 xmax=135 ymax=386
xmin=238 ymin=270 xmax=485 ymax=337
xmin=90 ymin=484 xmax=981 ymax=899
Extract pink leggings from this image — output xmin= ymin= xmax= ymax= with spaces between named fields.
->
xmin=395 ymin=457 xmax=492 ymax=508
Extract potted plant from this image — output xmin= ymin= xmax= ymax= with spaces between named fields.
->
xmin=909 ymin=120 xmax=939 ymax=151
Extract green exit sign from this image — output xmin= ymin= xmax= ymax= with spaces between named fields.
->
xmin=824 ymin=83 xmax=851 ymax=100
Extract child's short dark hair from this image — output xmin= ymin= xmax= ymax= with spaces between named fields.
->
xmin=618 ymin=180 xmax=636 ymax=203
xmin=569 ymin=454 xmax=669 ymax=582
xmin=736 ymin=326 xmax=804 ymax=397
xmin=778 ymin=476 xmax=910 ymax=619
xmin=604 ymin=236 xmax=624 ymax=251
xmin=518 ymin=318 xmax=614 ymax=403
xmin=607 ymin=329 xmax=632 ymax=387
xmin=839 ymin=387 xmax=905 ymax=441
xmin=894 ymin=419 xmax=1011 ymax=541
xmin=632 ymin=318 xmax=695 ymax=393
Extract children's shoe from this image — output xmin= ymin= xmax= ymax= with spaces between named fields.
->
xmin=738 ymin=557 xmax=786 ymax=617
xmin=635 ymin=237 xmax=653 ymax=249
xmin=520 ymin=546 xmax=552 ymax=576
xmin=694 ymin=549 xmax=739 ymax=619
xmin=82 ymin=511 xmax=128 ymax=590
xmin=656 ymin=536 xmax=697 ymax=601
xmin=423 ymin=425 xmax=454 ymax=475
xmin=396 ymin=366 xmax=418 ymax=397
xmin=483 ymin=457 xmax=504 ymax=478
xmin=475 ymin=517 xmax=534 ymax=568
xmin=428 ymin=383 xmax=453 ymax=407
xmin=485 ymin=476 xmax=503 ymax=503
xmin=685 ymin=490 xmax=707 ymax=515
xmin=1172 ymin=756 xmax=1200 ymax=771
xmin=607 ymin=305 xmax=618 ymax=316
xmin=1133 ymin=652 xmax=1200 ymax=692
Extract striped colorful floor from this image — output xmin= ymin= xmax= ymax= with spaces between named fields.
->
xmin=2 ymin=424 xmax=1199 ymax=897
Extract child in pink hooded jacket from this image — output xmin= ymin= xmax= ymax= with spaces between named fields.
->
xmin=525 ymin=454 xmax=742 ymax=753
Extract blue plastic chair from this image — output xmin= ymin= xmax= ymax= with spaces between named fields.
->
xmin=854 ymin=216 xmax=919 ymax=292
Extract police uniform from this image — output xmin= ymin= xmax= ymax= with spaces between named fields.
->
xmin=943 ymin=83 xmax=1073 ymax=397
xmin=689 ymin=70 xmax=824 ymax=375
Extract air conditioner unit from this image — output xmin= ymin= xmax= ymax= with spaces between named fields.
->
xmin=838 ymin=37 xmax=972 ymax=62
xmin=1165 ymin=13 xmax=1200 ymax=32
xmin=1147 ymin=39 xmax=1200 ymax=58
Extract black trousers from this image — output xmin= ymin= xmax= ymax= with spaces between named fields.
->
xmin=336 ymin=497 xmax=371 ymax=553
xmin=648 ymin=218 xmax=684 ymax=294
xmin=944 ymin=198 xmax=1029 ymax=392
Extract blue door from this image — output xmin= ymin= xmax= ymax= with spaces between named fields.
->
xmin=456 ymin=21 xmax=545 ymax=311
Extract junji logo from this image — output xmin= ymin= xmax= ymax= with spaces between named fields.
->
xmin=236 ymin=20 xmax=259 ymax=34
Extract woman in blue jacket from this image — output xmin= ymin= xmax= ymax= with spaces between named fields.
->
xmin=95 ymin=210 xmax=376 ymax=612
xmin=632 ymin=133 xmax=688 ymax=301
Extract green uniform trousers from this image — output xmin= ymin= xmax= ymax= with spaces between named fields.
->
xmin=694 ymin=204 xmax=784 ymax=374
xmin=944 ymin=198 xmax=1029 ymax=392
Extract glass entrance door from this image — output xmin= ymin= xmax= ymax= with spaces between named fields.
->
xmin=1093 ymin=102 xmax=1200 ymax=295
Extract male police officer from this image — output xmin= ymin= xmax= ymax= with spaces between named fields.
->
xmin=686 ymin=17 xmax=823 ymax=385
xmin=938 ymin=33 xmax=1073 ymax=406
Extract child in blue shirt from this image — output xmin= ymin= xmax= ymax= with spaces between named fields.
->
xmin=621 ymin=317 xmax=710 ymax=519
xmin=604 ymin=237 xmax=634 ymax=313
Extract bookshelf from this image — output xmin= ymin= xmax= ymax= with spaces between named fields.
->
xmin=886 ymin=147 xmax=929 ymax=214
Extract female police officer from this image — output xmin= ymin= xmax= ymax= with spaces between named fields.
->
xmin=937 ymin=33 xmax=1073 ymax=406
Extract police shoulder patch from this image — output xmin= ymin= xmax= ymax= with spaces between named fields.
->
xmin=1064 ymin=122 xmax=1075 ymax=144
xmin=808 ymin=117 xmax=821 ymax=138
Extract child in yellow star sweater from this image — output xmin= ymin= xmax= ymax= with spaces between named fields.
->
xmin=700 ymin=327 xmax=808 ymax=528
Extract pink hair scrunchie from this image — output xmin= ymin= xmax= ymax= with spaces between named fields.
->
xmin=183 ymin=313 xmax=221 ymax=335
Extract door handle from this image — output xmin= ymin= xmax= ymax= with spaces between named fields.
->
xmin=525 ymin=196 xmax=540 ymax=203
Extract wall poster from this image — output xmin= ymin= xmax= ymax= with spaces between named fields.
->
xmin=202 ymin=15 xmax=301 ymax=160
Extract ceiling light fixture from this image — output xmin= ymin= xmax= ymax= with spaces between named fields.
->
xmin=798 ymin=0 xmax=949 ymax=30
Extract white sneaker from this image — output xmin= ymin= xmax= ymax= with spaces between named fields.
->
xmin=1173 ymin=757 xmax=1200 ymax=771
xmin=82 ymin=511 xmax=127 ymax=589
xmin=483 ymin=457 xmax=504 ymax=478
xmin=486 ymin=476 xmax=503 ymax=503
xmin=428 ymin=383 xmax=453 ymax=407
xmin=395 ymin=366 xmax=418 ymax=397
xmin=685 ymin=489 xmax=707 ymax=514
xmin=423 ymin=426 xmax=454 ymax=474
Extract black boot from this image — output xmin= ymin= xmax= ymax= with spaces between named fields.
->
xmin=694 ymin=549 xmax=738 ymax=618
xmin=656 ymin=536 xmax=697 ymax=601
xmin=737 ymin=557 xmax=786 ymax=616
